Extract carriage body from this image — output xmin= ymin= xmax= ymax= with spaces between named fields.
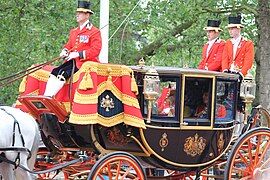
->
xmin=19 ymin=62 xmax=242 ymax=170
xmin=15 ymin=62 xmax=269 ymax=179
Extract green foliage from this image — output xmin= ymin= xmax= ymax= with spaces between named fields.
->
xmin=0 ymin=0 xmax=259 ymax=104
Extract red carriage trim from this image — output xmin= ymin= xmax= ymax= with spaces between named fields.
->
xmin=70 ymin=62 xmax=144 ymax=128
xmin=16 ymin=61 xmax=145 ymax=129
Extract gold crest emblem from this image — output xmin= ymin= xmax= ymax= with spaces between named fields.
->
xmin=217 ymin=132 xmax=224 ymax=154
xmin=159 ymin=133 xmax=169 ymax=151
xmin=184 ymin=133 xmax=206 ymax=157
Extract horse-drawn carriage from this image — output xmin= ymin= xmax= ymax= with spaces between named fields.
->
xmin=3 ymin=60 xmax=270 ymax=179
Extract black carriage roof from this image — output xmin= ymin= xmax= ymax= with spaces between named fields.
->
xmin=130 ymin=65 xmax=239 ymax=80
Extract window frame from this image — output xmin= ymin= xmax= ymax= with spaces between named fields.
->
xmin=180 ymin=74 xmax=216 ymax=130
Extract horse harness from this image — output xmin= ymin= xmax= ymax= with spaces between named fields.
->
xmin=0 ymin=108 xmax=31 ymax=169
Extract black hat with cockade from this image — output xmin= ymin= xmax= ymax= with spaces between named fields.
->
xmin=77 ymin=1 xmax=94 ymax=14
xmin=204 ymin=19 xmax=222 ymax=32
xmin=227 ymin=14 xmax=244 ymax=28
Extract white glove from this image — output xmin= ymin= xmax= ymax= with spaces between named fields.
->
xmin=60 ymin=49 xmax=69 ymax=58
xmin=66 ymin=52 xmax=79 ymax=61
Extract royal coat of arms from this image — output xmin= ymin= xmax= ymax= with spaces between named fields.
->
xmin=184 ymin=133 xmax=207 ymax=157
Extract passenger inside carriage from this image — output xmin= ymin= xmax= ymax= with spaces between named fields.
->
xmin=156 ymin=82 xmax=176 ymax=117
xmin=195 ymin=92 xmax=227 ymax=119
xmin=215 ymin=81 xmax=236 ymax=120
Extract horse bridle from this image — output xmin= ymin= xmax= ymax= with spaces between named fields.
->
xmin=0 ymin=108 xmax=32 ymax=169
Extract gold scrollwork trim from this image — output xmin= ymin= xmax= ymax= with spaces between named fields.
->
xmin=61 ymin=102 xmax=71 ymax=112
xmin=26 ymin=62 xmax=134 ymax=85
xmin=139 ymin=128 xmax=234 ymax=167
xmin=79 ymin=62 xmax=132 ymax=77
xmin=73 ymin=91 xmax=98 ymax=104
xmin=69 ymin=112 xmax=145 ymax=129
xmin=90 ymin=126 xmax=148 ymax=157
xmin=122 ymin=94 xmax=140 ymax=109
xmin=29 ymin=69 xmax=50 ymax=82
xmin=15 ymin=100 xmax=22 ymax=106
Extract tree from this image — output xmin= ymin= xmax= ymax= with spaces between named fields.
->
xmin=0 ymin=0 xmax=269 ymax=107
xmin=255 ymin=0 xmax=270 ymax=109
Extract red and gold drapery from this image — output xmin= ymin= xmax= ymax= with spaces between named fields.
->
xmin=16 ymin=62 xmax=145 ymax=129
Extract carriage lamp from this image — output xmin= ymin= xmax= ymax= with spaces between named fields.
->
xmin=240 ymin=72 xmax=256 ymax=124
xmin=143 ymin=66 xmax=160 ymax=123
xmin=240 ymin=72 xmax=256 ymax=103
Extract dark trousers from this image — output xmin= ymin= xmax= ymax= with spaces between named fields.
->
xmin=51 ymin=60 xmax=79 ymax=80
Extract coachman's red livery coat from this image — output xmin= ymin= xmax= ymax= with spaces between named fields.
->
xmin=198 ymin=39 xmax=225 ymax=71
xmin=64 ymin=23 xmax=102 ymax=68
xmin=222 ymin=37 xmax=254 ymax=76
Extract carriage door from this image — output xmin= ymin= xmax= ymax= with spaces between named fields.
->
xmin=180 ymin=74 xmax=215 ymax=129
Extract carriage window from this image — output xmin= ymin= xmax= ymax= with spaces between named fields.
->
xmin=145 ymin=77 xmax=178 ymax=118
xmin=215 ymin=81 xmax=237 ymax=121
xmin=183 ymin=76 xmax=214 ymax=126
xmin=32 ymin=101 xmax=46 ymax=109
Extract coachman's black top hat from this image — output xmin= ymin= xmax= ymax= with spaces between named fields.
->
xmin=203 ymin=20 xmax=222 ymax=32
xmin=227 ymin=15 xmax=244 ymax=28
xmin=77 ymin=1 xmax=94 ymax=14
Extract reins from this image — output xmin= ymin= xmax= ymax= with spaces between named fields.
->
xmin=0 ymin=24 xmax=107 ymax=89
xmin=0 ymin=0 xmax=140 ymax=89
xmin=0 ymin=57 xmax=61 ymax=89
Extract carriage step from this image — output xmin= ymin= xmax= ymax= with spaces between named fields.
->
xmin=18 ymin=95 xmax=69 ymax=122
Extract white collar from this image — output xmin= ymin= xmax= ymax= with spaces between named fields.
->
xmin=80 ymin=20 xmax=89 ymax=30
xmin=208 ymin=37 xmax=218 ymax=45
xmin=231 ymin=35 xmax=241 ymax=45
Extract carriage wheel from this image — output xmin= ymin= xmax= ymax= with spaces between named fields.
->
xmin=225 ymin=127 xmax=270 ymax=179
xmin=35 ymin=148 xmax=66 ymax=180
xmin=88 ymin=151 xmax=146 ymax=180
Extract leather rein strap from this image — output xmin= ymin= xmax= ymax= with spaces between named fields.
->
xmin=0 ymin=57 xmax=61 ymax=89
xmin=0 ymin=108 xmax=31 ymax=168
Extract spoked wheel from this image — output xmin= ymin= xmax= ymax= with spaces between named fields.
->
xmin=88 ymin=151 xmax=146 ymax=180
xmin=225 ymin=127 xmax=270 ymax=179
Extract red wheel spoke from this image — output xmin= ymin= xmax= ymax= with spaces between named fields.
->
xmin=247 ymin=139 xmax=254 ymax=168
xmin=115 ymin=160 xmax=122 ymax=179
xmin=107 ymin=163 xmax=113 ymax=179
xmin=257 ymin=138 xmax=270 ymax=166
xmin=97 ymin=173 xmax=105 ymax=180
xmin=226 ymin=129 xmax=270 ymax=180
xmin=237 ymin=150 xmax=249 ymax=167
xmin=232 ymin=166 xmax=250 ymax=174
xmin=254 ymin=135 xmax=262 ymax=165
xmin=122 ymin=166 xmax=132 ymax=179
xmin=90 ymin=153 xmax=145 ymax=180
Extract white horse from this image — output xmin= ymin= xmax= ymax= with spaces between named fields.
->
xmin=0 ymin=106 xmax=40 ymax=180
